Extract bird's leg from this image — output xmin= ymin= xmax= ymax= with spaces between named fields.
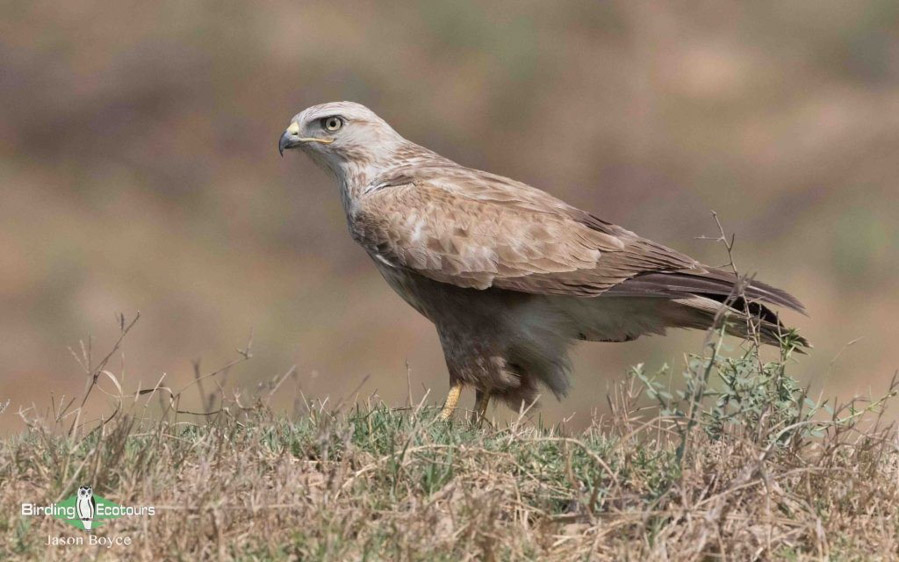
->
xmin=439 ymin=381 xmax=463 ymax=420
xmin=471 ymin=389 xmax=491 ymax=423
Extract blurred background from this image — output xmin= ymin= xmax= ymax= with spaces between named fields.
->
xmin=2 ymin=1 xmax=897 ymax=432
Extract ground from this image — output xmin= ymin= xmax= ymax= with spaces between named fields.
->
xmin=1 ymin=326 xmax=897 ymax=561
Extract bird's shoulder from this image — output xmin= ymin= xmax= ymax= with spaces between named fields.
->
xmin=362 ymin=161 xmax=582 ymax=216
xmin=353 ymin=162 xmax=626 ymax=248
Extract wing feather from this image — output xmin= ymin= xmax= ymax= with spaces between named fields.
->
xmin=352 ymin=175 xmax=700 ymax=296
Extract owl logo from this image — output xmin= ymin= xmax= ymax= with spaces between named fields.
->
xmin=75 ymin=486 xmax=96 ymax=531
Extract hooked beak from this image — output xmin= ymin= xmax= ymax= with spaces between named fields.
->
xmin=278 ymin=122 xmax=334 ymax=157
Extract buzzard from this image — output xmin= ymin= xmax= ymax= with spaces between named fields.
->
xmin=279 ymin=102 xmax=806 ymax=420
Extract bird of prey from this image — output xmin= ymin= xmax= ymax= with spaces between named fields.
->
xmin=279 ymin=102 xmax=806 ymax=421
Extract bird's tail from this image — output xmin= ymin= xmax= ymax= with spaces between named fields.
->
xmin=556 ymin=288 xmax=808 ymax=350
xmin=589 ymin=269 xmax=809 ymax=349
xmin=668 ymin=295 xmax=809 ymax=350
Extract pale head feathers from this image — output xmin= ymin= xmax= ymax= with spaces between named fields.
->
xmin=281 ymin=102 xmax=417 ymax=183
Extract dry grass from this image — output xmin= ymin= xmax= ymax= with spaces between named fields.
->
xmin=1 ymin=313 xmax=897 ymax=561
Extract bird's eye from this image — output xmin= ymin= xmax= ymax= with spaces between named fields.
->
xmin=321 ymin=117 xmax=343 ymax=132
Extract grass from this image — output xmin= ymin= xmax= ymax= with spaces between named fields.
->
xmin=1 ymin=314 xmax=897 ymax=561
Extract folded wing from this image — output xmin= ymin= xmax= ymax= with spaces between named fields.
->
xmin=352 ymin=175 xmax=804 ymax=314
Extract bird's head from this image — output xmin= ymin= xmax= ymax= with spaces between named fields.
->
xmin=279 ymin=101 xmax=406 ymax=180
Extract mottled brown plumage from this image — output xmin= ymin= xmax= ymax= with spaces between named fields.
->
xmin=279 ymin=101 xmax=807 ymax=418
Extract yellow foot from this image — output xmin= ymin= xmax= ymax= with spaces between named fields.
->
xmin=439 ymin=382 xmax=463 ymax=420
